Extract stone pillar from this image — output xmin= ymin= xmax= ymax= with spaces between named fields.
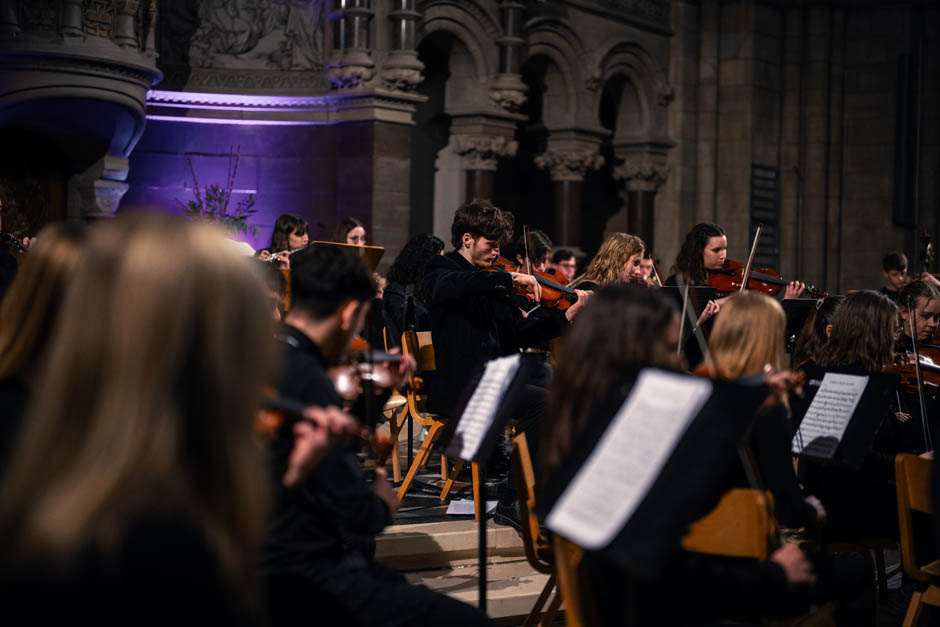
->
xmin=381 ymin=0 xmax=423 ymax=92
xmin=68 ymin=155 xmax=130 ymax=219
xmin=0 ymin=1 xmax=17 ymax=38
xmin=327 ymin=0 xmax=375 ymax=89
xmin=489 ymin=1 xmax=526 ymax=112
xmin=114 ymin=1 xmax=140 ymax=49
xmin=60 ymin=0 xmax=83 ymax=38
xmin=453 ymin=134 xmax=518 ymax=202
xmin=613 ymin=158 xmax=669 ymax=250
xmin=534 ymin=150 xmax=605 ymax=247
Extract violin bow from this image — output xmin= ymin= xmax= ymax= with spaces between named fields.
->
xmin=739 ymin=223 xmax=763 ymax=294
xmin=906 ymin=296 xmax=934 ymax=451
xmin=650 ymin=253 xmax=666 ymax=288
xmin=674 ymin=272 xmax=717 ymax=373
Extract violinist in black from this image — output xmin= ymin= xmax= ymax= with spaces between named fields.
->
xmin=262 ymin=245 xmax=493 ymax=627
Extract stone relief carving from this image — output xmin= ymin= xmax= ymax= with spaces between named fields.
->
xmin=613 ymin=157 xmax=670 ymax=190
xmin=534 ymin=149 xmax=605 ymax=182
xmin=18 ymin=1 xmax=58 ymax=31
xmin=83 ymin=1 xmax=115 ymax=38
xmin=654 ymin=75 xmax=674 ymax=106
xmin=453 ymin=135 xmax=518 ymax=171
xmin=188 ymin=0 xmax=324 ymax=71
xmin=381 ymin=66 xmax=423 ymax=92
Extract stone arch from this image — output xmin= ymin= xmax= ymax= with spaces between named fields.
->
xmin=521 ymin=17 xmax=588 ymax=125
xmin=416 ymin=0 xmax=501 ymax=84
xmin=590 ymin=41 xmax=668 ymax=139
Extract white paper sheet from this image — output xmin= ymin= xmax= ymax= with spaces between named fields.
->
xmin=791 ymin=372 xmax=869 ymax=459
xmin=445 ymin=499 xmax=498 ymax=516
xmin=545 ymin=370 xmax=713 ymax=550
xmin=448 ymin=354 xmax=521 ymax=461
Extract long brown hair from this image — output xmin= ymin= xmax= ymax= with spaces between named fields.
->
xmin=815 ymin=290 xmax=897 ymax=373
xmin=0 ymin=222 xmax=86 ymax=382
xmin=709 ymin=292 xmax=786 ymax=378
xmin=570 ymin=232 xmax=644 ymax=288
xmin=542 ymin=285 xmax=679 ymax=478
xmin=791 ymin=295 xmax=844 ymax=369
xmin=674 ymin=223 xmax=724 ymax=286
xmin=0 ymin=215 xmax=274 ymax=595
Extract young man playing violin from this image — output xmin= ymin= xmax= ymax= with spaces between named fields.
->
xmin=262 ymin=245 xmax=493 ymax=627
xmin=424 ymin=199 xmax=590 ymax=526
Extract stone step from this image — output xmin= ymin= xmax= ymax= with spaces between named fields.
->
xmin=404 ymin=557 xmax=558 ymax=625
xmin=376 ymin=519 xmax=524 ymax=571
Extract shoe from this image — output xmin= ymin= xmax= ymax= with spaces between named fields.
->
xmin=491 ymin=500 xmax=522 ymax=533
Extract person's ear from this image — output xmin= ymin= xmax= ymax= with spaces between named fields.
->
xmin=462 ymin=233 xmax=473 ymax=249
xmin=339 ymin=300 xmax=360 ymax=332
xmin=825 ymin=324 xmax=832 ymax=339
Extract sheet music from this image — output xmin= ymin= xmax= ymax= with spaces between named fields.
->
xmin=545 ymin=370 xmax=712 ymax=550
xmin=792 ymin=372 xmax=868 ymax=458
xmin=450 ymin=354 xmax=521 ymax=461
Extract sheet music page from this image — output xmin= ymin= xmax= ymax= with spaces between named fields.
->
xmin=451 ymin=354 xmax=521 ymax=461
xmin=545 ymin=370 xmax=712 ymax=550
xmin=791 ymin=372 xmax=868 ymax=458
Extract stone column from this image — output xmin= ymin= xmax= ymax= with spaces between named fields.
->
xmin=114 ymin=1 xmax=140 ymax=49
xmin=0 ymin=1 xmax=18 ymax=38
xmin=534 ymin=150 xmax=605 ymax=247
xmin=381 ymin=0 xmax=423 ymax=92
xmin=613 ymin=158 xmax=670 ymax=249
xmin=327 ymin=0 xmax=375 ymax=89
xmin=59 ymin=0 xmax=82 ymax=38
xmin=453 ymin=134 xmax=518 ymax=201
xmin=489 ymin=1 xmax=526 ymax=112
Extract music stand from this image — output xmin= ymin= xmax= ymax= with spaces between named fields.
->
xmin=309 ymin=241 xmax=385 ymax=271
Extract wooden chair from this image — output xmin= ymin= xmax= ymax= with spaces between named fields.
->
xmin=895 ymin=453 xmax=940 ymax=627
xmin=393 ymin=330 xmax=483 ymax=520
xmin=511 ymin=433 xmax=561 ymax=627
xmin=551 ymin=534 xmax=587 ymax=627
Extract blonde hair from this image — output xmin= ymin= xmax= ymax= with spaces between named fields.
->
xmin=709 ymin=292 xmax=786 ymax=378
xmin=0 ymin=215 xmax=274 ymax=595
xmin=0 ymin=222 xmax=86 ymax=381
xmin=570 ymin=232 xmax=644 ymax=288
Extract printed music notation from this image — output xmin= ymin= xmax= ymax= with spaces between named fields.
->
xmin=792 ymin=372 xmax=868 ymax=459
xmin=449 ymin=354 xmax=522 ymax=462
xmin=546 ymin=370 xmax=712 ymax=550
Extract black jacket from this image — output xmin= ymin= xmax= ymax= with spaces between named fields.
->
xmin=261 ymin=325 xmax=391 ymax=590
xmin=382 ymin=281 xmax=431 ymax=349
xmin=423 ymin=251 xmax=568 ymax=416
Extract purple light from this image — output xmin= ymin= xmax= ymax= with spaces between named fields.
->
xmin=145 ymin=114 xmax=334 ymax=126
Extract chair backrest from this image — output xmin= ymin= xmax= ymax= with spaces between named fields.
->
xmin=681 ymin=488 xmax=774 ymax=560
xmin=552 ymin=534 xmax=587 ymax=627
xmin=895 ymin=452 xmax=933 ymax=583
xmin=401 ymin=330 xmax=435 ymax=372
xmin=511 ymin=433 xmax=553 ymax=574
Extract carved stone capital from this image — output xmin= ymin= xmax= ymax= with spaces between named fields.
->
xmin=453 ymin=134 xmax=518 ymax=171
xmin=326 ymin=50 xmax=375 ymax=89
xmin=534 ymin=149 xmax=605 ymax=182
xmin=585 ymin=69 xmax=604 ymax=92
xmin=68 ymin=154 xmax=130 ymax=219
xmin=380 ymin=50 xmax=424 ymax=92
xmin=654 ymin=76 xmax=675 ymax=107
xmin=613 ymin=158 xmax=670 ymax=191
xmin=489 ymin=73 xmax=527 ymax=112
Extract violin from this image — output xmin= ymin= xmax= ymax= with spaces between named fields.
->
xmin=329 ymin=336 xmax=405 ymax=401
xmin=255 ymin=391 xmax=395 ymax=458
xmin=483 ymin=255 xmax=580 ymax=311
xmin=708 ymin=259 xmax=827 ymax=298
xmin=888 ymin=346 xmax=940 ymax=397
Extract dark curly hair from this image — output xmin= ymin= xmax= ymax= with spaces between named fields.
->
xmin=387 ymin=233 xmax=445 ymax=302
xmin=450 ymin=198 xmax=514 ymax=249
xmin=674 ymin=223 xmax=725 ymax=286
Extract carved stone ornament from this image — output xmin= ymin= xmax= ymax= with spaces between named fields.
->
xmin=326 ymin=63 xmax=374 ymax=89
xmin=534 ymin=149 xmax=605 ymax=182
xmin=488 ymin=72 xmax=527 ymax=112
xmin=655 ymin=76 xmax=675 ymax=107
xmin=453 ymin=134 xmax=518 ymax=171
xmin=585 ymin=69 xmax=605 ymax=92
xmin=380 ymin=50 xmax=424 ymax=92
xmin=614 ymin=158 xmax=670 ymax=191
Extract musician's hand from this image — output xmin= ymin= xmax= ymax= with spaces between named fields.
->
xmin=920 ymin=450 xmax=934 ymax=460
xmin=274 ymin=250 xmax=290 ymax=270
xmin=509 ymin=272 xmax=541 ymax=302
xmin=696 ymin=299 xmax=720 ymax=326
xmin=258 ymin=249 xmax=272 ymax=261
xmin=21 ymin=236 xmax=33 ymax=250
xmin=564 ymin=289 xmax=593 ymax=321
xmin=372 ymin=467 xmax=400 ymax=513
xmin=804 ymin=494 xmax=827 ymax=525
xmin=370 ymin=350 xmax=416 ymax=390
xmin=895 ymin=411 xmax=913 ymax=423
xmin=283 ymin=406 xmax=357 ymax=487
xmin=784 ymin=281 xmax=805 ymax=300
xmin=771 ymin=542 xmax=816 ymax=586
xmin=922 ymin=273 xmax=940 ymax=289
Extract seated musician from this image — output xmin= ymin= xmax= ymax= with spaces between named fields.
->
xmin=257 ymin=213 xmax=309 ymax=268
xmin=879 ymin=251 xmax=908 ymax=302
xmin=262 ymin=244 xmax=493 ymax=627
xmin=541 ymin=285 xmax=817 ymax=625
xmin=569 ymin=232 xmax=645 ymax=292
xmin=895 ymin=279 xmax=940 ymax=353
xmin=550 ymin=247 xmax=576 ymax=282
xmin=798 ymin=291 xmax=905 ymax=543
xmin=382 ymin=233 xmax=444 ymax=349
xmin=334 ymin=216 xmax=367 ymax=246
xmin=423 ymin=199 xmax=589 ymax=526
xmin=639 ymin=250 xmax=657 ymax=285
xmin=790 ymin=295 xmax=844 ymax=370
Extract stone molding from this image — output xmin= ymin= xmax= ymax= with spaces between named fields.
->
xmin=613 ymin=157 xmax=670 ymax=191
xmin=488 ymin=72 xmax=527 ymax=112
xmin=534 ymin=149 xmax=605 ymax=182
xmin=564 ymin=0 xmax=671 ymax=31
xmin=453 ymin=134 xmax=518 ymax=171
